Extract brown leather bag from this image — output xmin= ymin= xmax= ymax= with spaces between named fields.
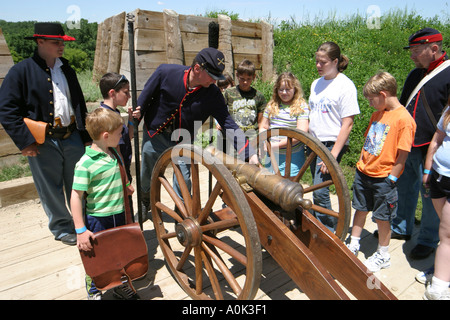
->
xmin=79 ymin=222 xmax=148 ymax=291
xmin=23 ymin=118 xmax=49 ymax=144
xmin=79 ymin=148 xmax=148 ymax=291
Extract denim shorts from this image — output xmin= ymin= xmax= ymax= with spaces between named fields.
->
xmin=429 ymin=170 xmax=450 ymax=200
xmin=352 ymin=169 xmax=398 ymax=222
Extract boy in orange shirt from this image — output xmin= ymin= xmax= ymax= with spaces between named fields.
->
xmin=347 ymin=72 xmax=416 ymax=272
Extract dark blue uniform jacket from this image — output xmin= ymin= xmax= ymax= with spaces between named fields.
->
xmin=0 ymin=51 xmax=91 ymax=151
xmin=137 ymin=64 xmax=256 ymax=160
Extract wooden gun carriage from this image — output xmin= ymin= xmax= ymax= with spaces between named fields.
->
xmin=149 ymin=128 xmax=397 ymax=300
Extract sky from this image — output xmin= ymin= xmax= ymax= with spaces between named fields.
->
xmin=1 ymin=0 xmax=448 ymax=24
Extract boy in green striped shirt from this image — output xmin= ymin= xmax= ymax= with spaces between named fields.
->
xmin=70 ymin=108 xmax=135 ymax=299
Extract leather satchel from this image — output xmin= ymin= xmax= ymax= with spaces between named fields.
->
xmin=79 ymin=222 xmax=148 ymax=291
xmin=23 ymin=118 xmax=49 ymax=144
xmin=79 ymin=147 xmax=148 ymax=291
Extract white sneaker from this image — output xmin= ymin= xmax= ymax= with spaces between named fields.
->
xmin=364 ymin=252 xmax=391 ymax=273
xmin=346 ymin=243 xmax=360 ymax=256
xmin=424 ymin=286 xmax=450 ymax=300
xmin=415 ymin=266 xmax=434 ymax=285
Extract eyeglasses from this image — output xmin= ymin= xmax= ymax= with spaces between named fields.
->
xmin=113 ymin=75 xmax=128 ymax=89
xmin=278 ymin=88 xmax=294 ymax=93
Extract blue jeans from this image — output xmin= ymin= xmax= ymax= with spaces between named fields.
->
xmin=264 ymin=145 xmax=306 ymax=177
xmin=392 ymin=147 xmax=440 ymax=248
xmin=27 ymin=130 xmax=84 ymax=239
xmin=141 ymin=130 xmax=191 ymax=201
xmin=308 ymin=142 xmax=347 ymax=232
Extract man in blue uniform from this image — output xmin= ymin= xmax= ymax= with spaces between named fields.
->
xmin=391 ymin=28 xmax=450 ymax=259
xmin=136 ymin=48 xmax=258 ymax=214
xmin=0 ymin=23 xmax=91 ymax=245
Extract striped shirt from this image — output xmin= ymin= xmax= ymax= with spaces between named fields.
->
xmin=72 ymin=146 xmax=124 ymax=217
xmin=263 ymin=103 xmax=310 ymax=153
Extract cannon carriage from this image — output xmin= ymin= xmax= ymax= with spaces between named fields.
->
xmin=149 ymin=128 xmax=397 ymax=300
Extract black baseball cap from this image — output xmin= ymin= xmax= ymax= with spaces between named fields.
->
xmin=195 ymin=48 xmax=226 ymax=80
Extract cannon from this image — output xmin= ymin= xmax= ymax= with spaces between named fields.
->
xmin=150 ymin=128 xmax=397 ymax=300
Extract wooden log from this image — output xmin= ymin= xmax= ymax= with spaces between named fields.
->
xmin=231 ymin=37 xmax=262 ymax=55
xmin=0 ymin=176 xmax=38 ymax=208
xmin=261 ymin=21 xmax=274 ymax=82
xmin=107 ymin=12 xmax=126 ymax=74
xmin=163 ymin=9 xmax=184 ymax=65
xmin=218 ymin=15 xmax=233 ymax=78
xmin=92 ymin=22 xmax=104 ymax=81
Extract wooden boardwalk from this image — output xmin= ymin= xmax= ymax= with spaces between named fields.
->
xmin=0 ymin=167 xmax=434 ymax=300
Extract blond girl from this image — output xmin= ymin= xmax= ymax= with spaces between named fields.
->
xmin=260 ymin=72 xmax=309 ymax=176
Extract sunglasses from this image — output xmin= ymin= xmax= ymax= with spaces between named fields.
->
xmin=113 ymin=75 xmax=128 ymax=89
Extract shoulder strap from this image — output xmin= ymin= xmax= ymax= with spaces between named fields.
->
xmin=109 ymin=147 xmax=134 ymax=225
xmin=420 ymin=87 xmax=438 ymax=130
xmin=406 ymin=60 xmax=450 ymax=108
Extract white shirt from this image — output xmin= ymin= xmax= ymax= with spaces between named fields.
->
xmin=308 ymin=73 xmax=360 ymax=143
xmin=50 ymin=58 xmax=74 ymax=127
xmin=433 ymin=106 xmax=450 ymax=177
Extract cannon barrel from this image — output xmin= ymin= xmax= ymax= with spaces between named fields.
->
xmin=205 ymin=147 xmax=312 ymax=212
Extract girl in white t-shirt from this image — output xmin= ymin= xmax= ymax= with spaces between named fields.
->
xmin=260 ymin=72 xmax=310 ymax=177
xmin=308 ymin=42 xmax=360 ymax=231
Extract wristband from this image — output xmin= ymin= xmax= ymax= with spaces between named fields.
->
xmin=126 ymin=181 xmax=131 ymax=187
xmin=75 ymin=226 xmax=87 ymax=234
xmin=388 ymin=174 xmax=398 ymax=182
xmin=423 ymin=169 xmax=431 ymax=175
xmin=128 ymin=121 xmax=134 ymax=127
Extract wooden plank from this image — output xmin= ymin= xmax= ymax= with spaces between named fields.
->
xmin=179 ymin=15 xmax=216 ymax=34
xmin=181 ymin=32 xmax=208 ymax=52
xmin=135 ymin=29 xmax=166 ymax=51
xmin=231 ymin=20 xmax=262 ymax=38
xmin=135 ymin=9 xmax=165 ymax=30
xmin=232 ymin=36 xmax=263 ymax=55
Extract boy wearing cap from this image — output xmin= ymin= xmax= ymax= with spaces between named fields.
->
xmin=134 ymin=48 xmax=258 ymax=214
xmin=0 ymin=23 xmax=91 ymax=245
xmin=391 ymin=28 xmax=450 ymax=260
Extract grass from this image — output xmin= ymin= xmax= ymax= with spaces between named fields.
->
xmin=0 ymin=156 xmax=31 ymax=182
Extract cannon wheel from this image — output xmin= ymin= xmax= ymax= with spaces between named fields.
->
xmin=150 ymin=144 xmax=262 ymax=300
xmin=257 ymin=128 xmax=351 ymax=240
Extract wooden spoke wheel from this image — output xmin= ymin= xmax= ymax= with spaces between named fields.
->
xmin=150 ymin=144 xmax=262 ymax=300
xmin=257 ymin=128 xmax=351 ymax=240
